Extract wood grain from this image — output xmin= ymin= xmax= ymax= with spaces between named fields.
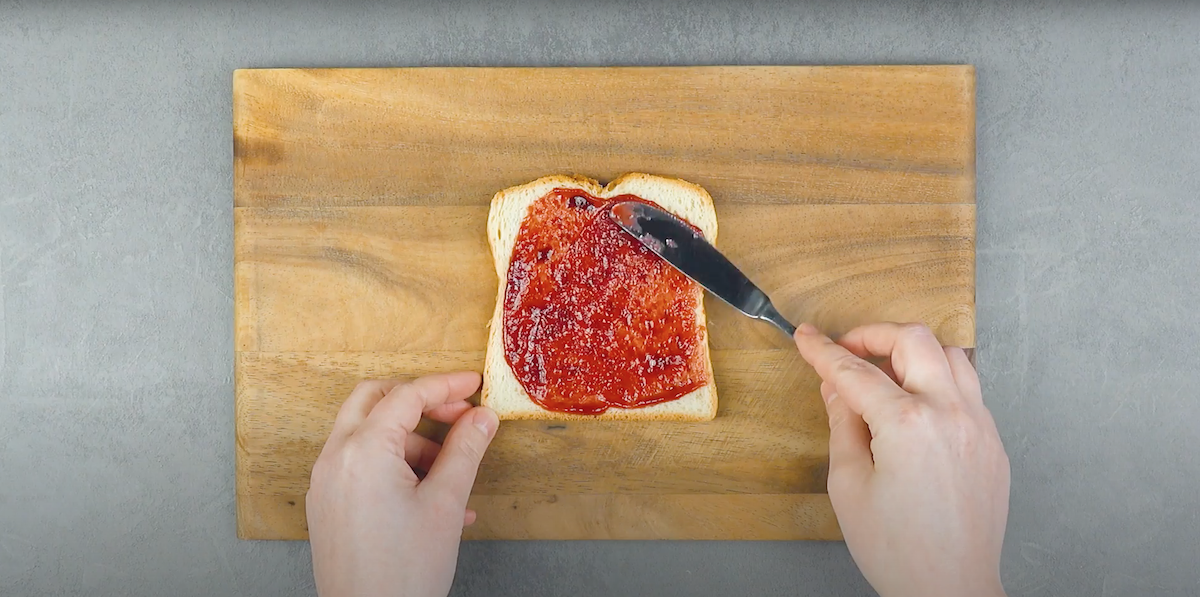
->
xmin=234 ymin=67 xmax=974 ymax=208
xmin=233 ymin=66 xmax=975 ymax=540
xmin=237 ymin=350 xmax=830 ymax=497
xmin=235 ymin=203 xmax=975 ymax=353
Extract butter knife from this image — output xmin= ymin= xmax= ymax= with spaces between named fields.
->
xmin=610 ymin=201 xmax=797 ymax=337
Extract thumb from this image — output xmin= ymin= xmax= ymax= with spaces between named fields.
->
xmin=820 ymin=382 xmax=874 ymax=497
xmin=421 ymin=406 xmax=499 ymax=504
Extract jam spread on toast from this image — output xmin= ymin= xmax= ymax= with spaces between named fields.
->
xmin=502 ymin=188 xmax=706 ymax=414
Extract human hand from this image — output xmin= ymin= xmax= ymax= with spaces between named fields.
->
xmin=794 ymin=323 xmax=1010 ymax=597
xmin=306 ymin=371 xmax=499 ymax=597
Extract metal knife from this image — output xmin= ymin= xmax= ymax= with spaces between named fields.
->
xmin=610 ymin=201 xmax=797 ymax=337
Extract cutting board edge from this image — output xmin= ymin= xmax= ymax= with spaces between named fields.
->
xmin=235 ymin=492 xmax=843 ymax=541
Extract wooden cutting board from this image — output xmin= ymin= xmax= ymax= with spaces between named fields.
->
xmin=234 ymin=66 xmax=975 ymax=540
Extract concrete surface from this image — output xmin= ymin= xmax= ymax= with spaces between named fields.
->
xmin=2 ymin=1 xmax=1198 ymax=595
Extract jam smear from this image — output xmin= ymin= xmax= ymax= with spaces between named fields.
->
xmin=502 ymin=188 xmax=706 ymax=414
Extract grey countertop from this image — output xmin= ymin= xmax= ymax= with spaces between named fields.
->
xmin=2 ymin=2 xmax=1198 ymax=596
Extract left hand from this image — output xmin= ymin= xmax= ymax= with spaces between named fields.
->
xmin=306 ymin=371 xmax=499 ymax=597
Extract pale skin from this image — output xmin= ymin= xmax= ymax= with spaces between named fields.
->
xmin=307 ymin=323 xmax=1011 ymax=597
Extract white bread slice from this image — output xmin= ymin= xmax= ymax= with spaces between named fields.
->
xmin=482 ymin=173 xmax=718 ymax=421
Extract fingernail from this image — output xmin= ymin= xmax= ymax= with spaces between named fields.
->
xmin=823 ymin=391 xmax=838 ymax=406
xmin=473 ymin=407 xmax=499 ymax=438
xmin=797 ymin=322 xmax=818 ymax=335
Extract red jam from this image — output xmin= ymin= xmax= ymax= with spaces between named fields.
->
xmin=502 ymin=188 xmax=706 ymax=414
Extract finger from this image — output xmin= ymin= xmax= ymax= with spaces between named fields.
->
xmin=424 ymin=400 xmax=474 ymax=425
xmin=795 ymin=324 xmax=903 ymax=426
xmin=464 ymin=509 xmax=477 ymax=527
xmin=822 ymin=389 xmax=875 ymax=496
xmin=944 ymin=347 xmax=983 ymax=406
xmin=836 ymin=343 xmax=901 ymax=385
xmin=877 ymin=359 xmax=898 ymax=385
xmin=405 ymin=433 xmax=441 ymax=473
xmin=838 ymin=323 xmax=957 ymax=395
xmin=820 ymin=381 xmax=836 ymax=403
xmin=421 ymin=407 xmax=499 ymax=506
xmin=328 ymin=380 xmax=405 ymax=446
xmin=357 ymin=372 xmax=483 ymax=444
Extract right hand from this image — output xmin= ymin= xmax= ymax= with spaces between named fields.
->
xmin=794 ymin=322 xmax=1010 ymax=597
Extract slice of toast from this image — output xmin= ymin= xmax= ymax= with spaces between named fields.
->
xmin=482 ymin=173 xmax=718 ymax=421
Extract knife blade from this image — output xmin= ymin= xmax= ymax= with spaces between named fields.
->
xmin=610 ymin=201 xmax=797 ymax=337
